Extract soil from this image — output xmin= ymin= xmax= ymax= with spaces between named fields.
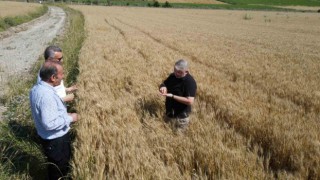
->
xmin=0 ymin=6 xmax=66 ymax=121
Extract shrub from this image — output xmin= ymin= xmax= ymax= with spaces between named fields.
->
xmin=153 ymin=1 xmax=160 ymax=7
xmin=92 ymin=0 xmax=99 ymax=5
xmin=162 ymin=1 xmax=171 ymax=7
xmin=0 ymin=20 xmax=9 ymax=31
xmin=4 ymin=17 xmax=17 ymax=26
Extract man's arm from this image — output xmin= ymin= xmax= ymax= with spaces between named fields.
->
xmin=62 ymin=93 xmax=75 ymax=102
xmin=65 ymin=85 xmax=77 ymax=92
xmin=164 ymin=94 xmax=195 ymax=105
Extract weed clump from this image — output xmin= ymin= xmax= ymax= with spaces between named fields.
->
xmin=243 ymin=13 xmax=252 ymax=20
xmin=162 ymin=1 xmax=171 ymax=8
xmin=148 ymin=0 xmax=160 ymax=7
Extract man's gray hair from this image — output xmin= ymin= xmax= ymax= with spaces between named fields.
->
xmin=175 ymin=59 xmax=188 ymax=71
xmin=44 ymin=45 xmax=62 ymax=60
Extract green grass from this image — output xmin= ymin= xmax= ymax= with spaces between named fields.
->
xmin=218 ymin=0 xmax=320 ymax=6
xmin=64 ymin=0 xmax=320 ymax=11
xmin=109 ymin=1 xmax=150 ymax=6
xmin=0 ymin=5 xmax=85 ymax=179
xmin=66 ymin=0 xmax=303 ymax=11
xmin=0 ymin=5 xmax=48 ymax=32
xmin=167 ymin=3 xmax=297 ymax=10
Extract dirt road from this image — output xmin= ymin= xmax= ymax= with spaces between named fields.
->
xmin=0 ymin=6 xmax=66 ymax=120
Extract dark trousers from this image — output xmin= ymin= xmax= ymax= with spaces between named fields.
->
xmin=41 ymin=132 xmax=71 ymax=180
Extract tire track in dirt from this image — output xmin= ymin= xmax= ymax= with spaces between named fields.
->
xmin=0 ymin=6 xmax=66 ymax=121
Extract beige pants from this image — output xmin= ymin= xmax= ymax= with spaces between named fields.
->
xmin=165 ymin=116 xmax=190 ymax=132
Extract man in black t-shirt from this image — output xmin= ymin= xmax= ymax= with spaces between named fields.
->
xmin=159 ymin=59 xmax=197 ymax=132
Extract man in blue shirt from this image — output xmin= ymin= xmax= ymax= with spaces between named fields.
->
xmin=30 ymin=61 xmax=78 ymax=180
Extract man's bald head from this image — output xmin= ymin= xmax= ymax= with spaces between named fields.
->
xmin=40 ymin=61 xmax=62 ymax=82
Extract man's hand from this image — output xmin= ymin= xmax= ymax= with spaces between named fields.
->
xmin=165 ymin=93 xmax=173 ymax=98
xmin=159 ymin=93 xmax=174 ymax=98
xmin=63 ymin=93 xmax=75 ymax=102
xmin=69 ymin=113 xmax=78 ymax=122
xmin=159 ymin=87 xmax=167 ymax=95
xmin=66 ymin=85 xmax=78 ymax=92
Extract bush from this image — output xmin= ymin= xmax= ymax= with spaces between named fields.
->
xmin=91 ymin=0 xmax=99 ymax=4
xmin=153 ymin=1 xmax=160 ymax=7
xmin=0 ymin=20 xmax=9 ymax=31
xmin=162 ymin=1 xmax=171 ymax=7
xmin=4 ymin=17 xmax=18 ymax=26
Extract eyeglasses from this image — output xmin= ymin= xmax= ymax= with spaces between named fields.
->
xmin=57 ymin=56 xmax=63 ymax=61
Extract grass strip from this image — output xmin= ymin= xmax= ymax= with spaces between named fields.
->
xmin=0 ymin=5 xmax=85 ymax=179
xmin=163 ymin=3 xmax=298 ymax=11
xmin=0 ymin=5 xmax=48 ymax=32
xmin=217 ymin=0 xmax=320 ymax=6
xmin=75 ymin=1 xmax=302 ymax=12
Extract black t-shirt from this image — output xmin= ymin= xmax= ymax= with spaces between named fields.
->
xmin=161 ymin=73 xmax=197 ymax=118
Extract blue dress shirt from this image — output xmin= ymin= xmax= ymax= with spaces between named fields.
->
xmin=30 ymin=81 xmax=72 ymax=140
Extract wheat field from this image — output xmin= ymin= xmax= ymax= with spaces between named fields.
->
xmin=69 ymin=5 xmax=320 ymax=179
xmin=0 ymin=1 xmax=42 ymax=17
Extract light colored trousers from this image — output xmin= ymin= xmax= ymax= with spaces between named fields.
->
xmin=165 ymin=116 xmax=190 ymax=132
